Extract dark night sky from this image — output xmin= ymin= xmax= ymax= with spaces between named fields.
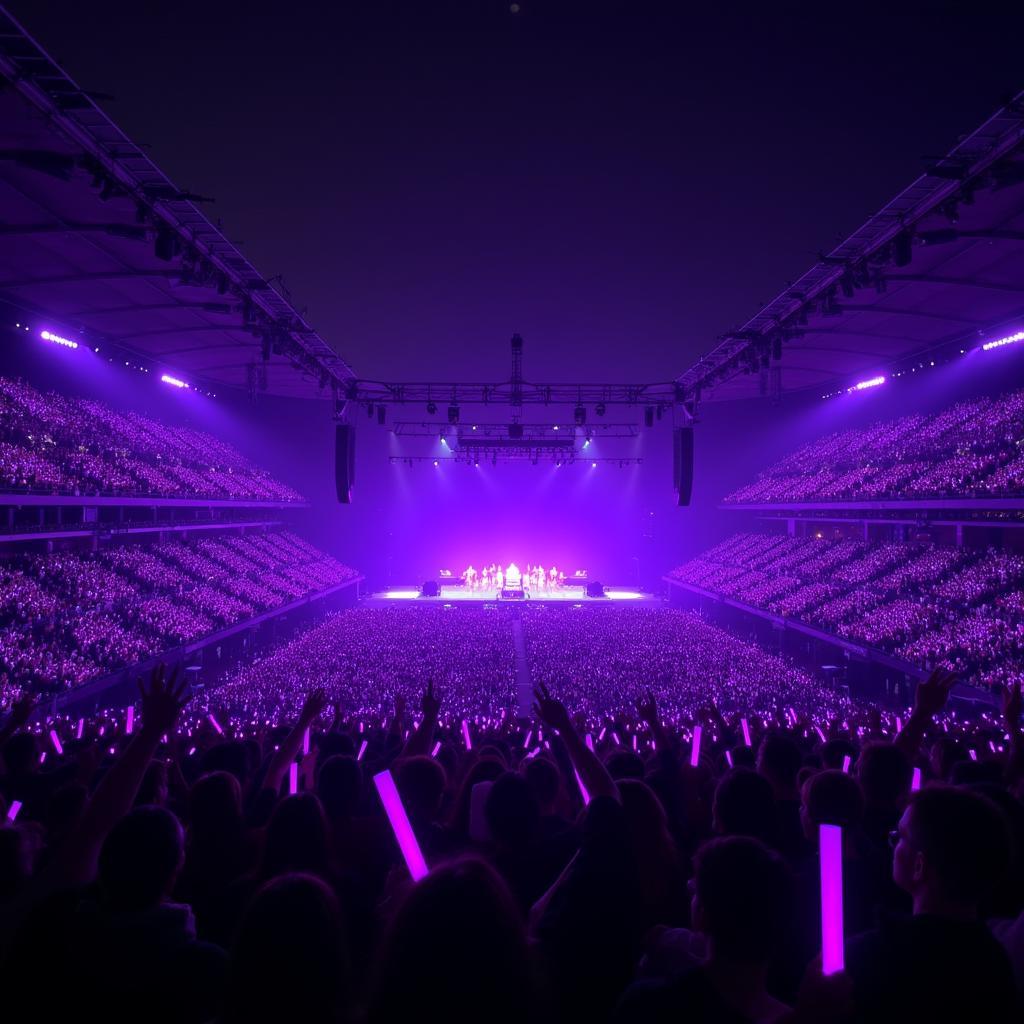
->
xmin=11 ymin=1 xmax=1024 ymax=386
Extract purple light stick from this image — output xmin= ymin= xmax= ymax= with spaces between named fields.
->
xmin=6 ymin=800 xmax=21 ymax=822
xmin=357 ymin=739 xmax=368 ymax=761
xmin=585 ymin=733 xmax=594 ymax=752
xmin=819 ymin=824 xmax=845 ymax=975
xmin=574 ymin=768 xmax=591 ymax=806
xmin=911 ymin=766 xmax=922 ymax=791
xmin=49 ymin=730 xmax=63 ymax=755
xmin=302 ymin=728 xmax=310 ymax=756
xmin=741 ymin=718 xmax=751 ymax=747
xmin=462 ymin=719 xmax=472 ymax=750
xmin=690 ymin=726 xmax=702 ymax=767
xmin=288 ymin=762 xmax=298 ymax=795
xmin=76 ymin=719 xmax=84 ymax=740
xmin=431 ymin=740 xmax=441 ymax=758
xmin=842 ymin=755 xmax=851 ymax=773
xmin=125 ymin=706 xmax=134 ymax=735
xmin=209 ymin=714 xmax=223 ymax=735
xmin=725 ymin=750 xmax=734 ymax=768
xmin=374 ymin=769 xmax=428 ymax=882
xmin=523 ymin=729 xmax=533 ymax=750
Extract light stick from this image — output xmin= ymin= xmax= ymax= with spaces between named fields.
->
xmin=357 ymin=739 xmax=368 ymax=761
xmin=612 ymin=732 xmax=621 ymax=746
xmin=302 ymin=728 xmax=310 ymax=756
xmin=49 ymin=730 xmax=63 ymax=755
xmin=125 ymin=706 xmax=134 ymax=735
xmin=462 ymin=719 xmax=472 ymax=750
xmin=598 ymin=726 xmax=607 ymax=741
xmin=911 ymin=766 xmax=922 ymax=791
xmin=6 ymin=800 xmax=21 ymax=822
xmin=741 ymin=718 xmax=751 ymax=747
xmin=896 ymin=715 xmax=903 ymax=733
xmin=574 ymin=768 xmax=591 ymax=806
xmin=841 ymin=755 xmax=851 ymax=773
xmin=585 ymin=733 xmax=594 ymax=751
xmin=76 ymin=719 xmax=84 ymax=740
xmin=725 ymin=750 xmax=734 ymax=768
xmin=374 ymin=769 xmax=428 ymax=882
xmin=208 ymin=714 xmax=223 ymax=735
xmin=289 ymin=762 xmax=298 ymax=795
xmin=819 ymin=823 xmax=845 ymax=975
xmin=815 ymin=726 xmax=826 ymax=744
xmin=431 ymin=740 xmax=441 ymax=758
xmin=690 ymin=726 xmax=702 ymax=767
xmin=969 ymin=749 xmax=977 ymax=761
xmin=632 ymin=734 xmax=638 ymax=751
xmin=523 ymin=729 xmax=533 ymax=750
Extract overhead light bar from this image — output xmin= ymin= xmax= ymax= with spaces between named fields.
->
xmin=982 ymin=329 xmax=1024 ymax=352
xmin=160 ymin=373 xmax=189 ymax=389
xmin=846 ymin=375 xmax=885 ymax=392
xmin=40 ymin=329 xmax=78 ymax=349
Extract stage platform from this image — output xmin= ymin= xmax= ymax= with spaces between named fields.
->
xmin=365 ymin=585 xmax=663 ymax=606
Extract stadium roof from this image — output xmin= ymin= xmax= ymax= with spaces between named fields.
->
xmin=679 ymin=89 xmax=1024 ymax=403
xmin=0 ymin=8 xmax=355 ymax=400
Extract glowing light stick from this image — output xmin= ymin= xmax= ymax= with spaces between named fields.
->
xmin=725 ymin=750 xmax=734 ymax=768
xmin=690 ymin=725 xmax=702 ymax=767
xmin=49 ymin=730 xmax=63 ymax=755
xmin=969 ymin=749 xmax=977 ymax=761
xmin=911 ymin=766 xmax=922 ymax=791
xmin=896 ymin=715 xmax=903 ymax=733
xmin=374 ymin=769 xmax=428 ymax=882
xmin=819 ymin=823 xmax=845 ymax=975
xmin=841 ymin=755 xmax=851 ymax=773
xmin=208 ymin=714 xmax=223 ymax=735
xmin=76 ymin=719 xmax=84 ymax=740
xmin=815 ymin=726 xmax=826 ymax=744
xmin=632 ymin=734 xmax=638 ymax=751
xmin=6 ymin=800 xmax=21 ymax=822
xmin=461 ymin=719 xmax=472 ymax=750
xmin=302 ymin=728 xmax=310 ymax=756
xmin=523 ymin=729 xmax=533 ymax=750
xmin=574 ymin=768 xmax=591 ymax=806
xmin=585 ymin=733 xmax=594 ymax=751
xmin=612 ymin=732 xmax=621 ymax=746
xmin=598 ymin=726 xmax=607 ymax=741
xmin=431 ymin=741 xmax=441 ymax=758
xmin=125 ymin=706 xmax=134 ymax=734
xmin=741 ymin=718 xmax=751 ymax=747
xmin=288 ymin=762 xmax=298 ymax=795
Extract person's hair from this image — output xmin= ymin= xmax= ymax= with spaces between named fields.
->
xmin=199 ymin=740 xmax=251 ymax=785
xmin=522 ymin=756 xmax=561 ymax=811
xmin=396 ymin=756 xmax=447 ymax=825
xmin=135 ymin=759 xmax=168 ymax=807
xmin=802 ymin=770 xmax=864 ymax=830
xmin=189 ymin=771 xmax=243 ymax=841
xmin=858 ymin=742 xmax=912 ymax=805
xmin=0 ymin=825 xmax=32 ymax=899
xmin=907 ymin=786 xmax=1011 ymax=904
xmin=713 ymin=768 xmax=776 ymax=843
xmin=98 ymin=805 xmax=184 ymax=911
xmin=369 ymin=857 xmax=533 ymax=1024
xmin=821 ymin=738 xmax=857 ymax=772
xmin=693 ymin=836 xmax=794 ymax=963
xmin=225 ymin=873 xmax=349 ymax=1024
xmin=317 ymin=732 xmax=355 ymax=761
xmin=485 ymin=772 xmax=539 ymax=849
xmin=318 ymin=755 xmax=361 ymax=820
xmin=260 ymin=793 xmax=330 ymax=880
xmin=448 ymin=758 xmax=504 ymax=836
xmin=3 ymin=732 xmax=37 ymax=775
xmin=605 ymin=750 xmax=645 ymax=781
xmin=757 ymin=733 xmax=802 ymax=790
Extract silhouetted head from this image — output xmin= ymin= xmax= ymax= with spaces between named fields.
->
xmin=98 ymin=805 xmax=184 ymax=912
xmin=396 ymin=756 xmax=447 ymax=827
xmin=756 ymin=733 xmax=802 ymax=796
xmin=226 ymin=873 xmax=349 ymax=1024
xmin=260 ymin=793 xmax=330 ymax=880
xmin=485 ymin=772 xmax=540 ymax=849
xmin=857 ymin=741 xmax=912 ymax=809
xmin=801 ymin=769 xmax=864 ymax=838
xmin=713 ymin=768 xmax=775 ymax=843
xmin=318 ymin=755 xmax=362 ymax=820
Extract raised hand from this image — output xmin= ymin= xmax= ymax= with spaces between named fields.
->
xmin=138 ymin=663 xmax=189 ymax=736
xmin=299 ymin=689 xmax=328 ymax=725
xmin=533 ymin=682 xmax=573 ymax=735
xmin=911 ymin=667 xmax=957 ymax=722
xmin=422 ymin=679 xmax=441 ymax=720
xmin=636 ymin=691 xmax=658 ymax=728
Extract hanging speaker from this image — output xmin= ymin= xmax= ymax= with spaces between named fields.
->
xmin=673 ymin=426 xmax=693 ymax=506
xmin=335 ymin=424 xmax=355 ymax=503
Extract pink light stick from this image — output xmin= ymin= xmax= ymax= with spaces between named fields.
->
xmin=49 ymin=730 xmax=63 ymax=755
xmin=461 ymin=719 xmax=472 ymax=750
xmin=612 ymin=732 xmax=621 ymax=746
xmin=6 ymin=800 xmax=21 ymax=822
xmin=598 ymin=726 xmax=607 ymax=742
xmin=585 ymin=733 xmax=594 ymax=752
xmin=288 ymin=762 xmax=298 ymax=795
xmin=76 ymin=719 xmax=84 ymax=740
xmin=431 ymin=741 xmax=442 ymax=758
xmin=357 ymin=739 xmax=368 ymax=761
xmin=523 ymin=730 xmax=533 ymax=750
xmin=574 ymin=768 xmax=591 ymax=806
xmin=690 ymin=726 xmax=702 ymax=767
xmin=969 ymin=749 xmax=977 ymax=761
xmin=208 ymin=714 xmax=223 ymax=735
xmin=814 ymin=726 xmax=826 ymax=744
xmin=911 ymin=766 xmax=922 ymax=791
xmin=125 ymin=706 xmax=134 ymax=735
xmin=741 ymin=718 xmax=751 ymax=747
xmin=819 ymin=823 xmax=845 ymax=975
xmin=841 ymin=755 xmax=851 ymax=773
xmin=374 ymin=769 xmax=428 ymax=882
xmin=632 ymin=734 xmax=638 ymax=751
xmin=725 ymin=750 xmax=734 ymax=768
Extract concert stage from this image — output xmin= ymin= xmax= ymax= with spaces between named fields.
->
xmin=367 ymin=586 xmax=660 ymax=605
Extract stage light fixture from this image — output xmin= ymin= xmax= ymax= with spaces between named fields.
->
xmin=448 ymin=405 xmax=460 ymax=424
xmin=40 ymin=329 xmax=78 ymax=349
xmin=982 ymin=329 xmax=1024 ymax=351
xmin=574 ymin=405 xmax=586 ymax=426
xmin=847 ymin=375 xmax=886 ymax=393
xmin=427 ymin=401 xmax=437 ymax=415
xmin=160 ymin=374 xmax=188 ymax=389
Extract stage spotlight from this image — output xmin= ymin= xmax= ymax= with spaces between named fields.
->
xmin=433 ymin=460 xmax=439 ymax=467
xmin=644 ymin=406 xmax=655 ymax=428
xmin=595 ymin=402 xmax=606 ymax=416
xmin=574 ymin=405 xmax=586 ymax=426
xmin=427 ymin=401 xmax=437 ymax=415
xmin=377 ymin=405 xmax=386 ymax=425
xmin=448 ymin=405 xmax=460 ymax=424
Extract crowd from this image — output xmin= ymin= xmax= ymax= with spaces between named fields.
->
xmin=725 ymin=387 xmax=1024 ymax=504
xmin=0 ymin=376 xmax=303 ymax=501
xmin=0 ymin=638 xmax=1021 ymax=1023
xmin=670 ymin=533 xmax=1024 ymax=691
xmin=0 ymin=531 xmax=357 ymax=700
